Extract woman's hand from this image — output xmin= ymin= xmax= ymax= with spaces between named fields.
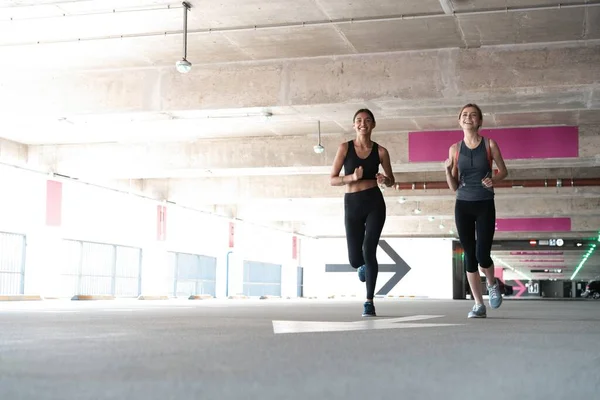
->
xmin=352 ymin=166 xmax=363 ymax=181
xmin=482 ymin=174 xmax=493 ymax=188
xmin=444 ymin=158 xmax=453 ymax=172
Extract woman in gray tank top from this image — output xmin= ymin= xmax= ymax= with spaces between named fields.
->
xmin=444 ymin=104 xmax=509 ymax=319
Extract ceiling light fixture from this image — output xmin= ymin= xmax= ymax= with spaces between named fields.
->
xmin=413 ymin=201 xmax=421 ymax=215
xmin=313 ymin=120 xmax=324 ymax=154
xmin=398 ymin=197 xmax=406 ymax=204
xmin=175 ymin=2 xmax=192 ymax=73
xmin=439 ymin=223 xmax=445 ymax=229
xmin=201 ymin=111 xmax=272 ymax=120
xmin=428 ymin=216 xmax=435 ymax=222
xmin=260 ymin=112 xmax=273 ymax=122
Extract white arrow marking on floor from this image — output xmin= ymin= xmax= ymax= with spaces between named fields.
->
xmin=272 ymin=315 xmax=463 ymax=334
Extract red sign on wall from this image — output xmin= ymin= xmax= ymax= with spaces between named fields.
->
xmin=157 ymin=205 xmax=167 ymax=241
xmin=45 ymin=180 xmax=62 ymax=227
xmin=228 ymin=222 xmax=235 ymax=248
xmin=292 ymin=236 xmax=298 ymax=260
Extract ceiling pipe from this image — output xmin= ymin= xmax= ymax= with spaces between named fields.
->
xmin=6 ymin=2 xmax=599 ymax=46
xmin=5 ymin=0 xmax=596 ymax=22
xmin=394 ymin=177 xmax=600 ymax=191
xmin=0 ymin=4 xmax=180 ymax=21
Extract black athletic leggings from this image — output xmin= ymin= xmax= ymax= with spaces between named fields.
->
xmin=455 ymin=199 xmax=496 ymax=273
xmin=344 ymin=186 xmax=386 ymax=299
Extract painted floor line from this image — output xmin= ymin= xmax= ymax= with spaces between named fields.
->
xmin=273 ymin=315 xmax=464 ymax=334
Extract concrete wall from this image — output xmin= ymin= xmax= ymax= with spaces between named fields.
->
xmin=226 ymin=223 xmax=298 ymax=298
xmin=0 ymin=166 xmax=300 ymax=299
xmin=302 ymin=237 xmax=454 ymax=299
xmin=0 ymin=166 xmax=48 ymax=296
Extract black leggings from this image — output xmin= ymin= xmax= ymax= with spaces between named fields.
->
xmin=344 ymin=186 xmax=386 ymax=299
xmin=455 ymin=199 xmax=496 ymax=273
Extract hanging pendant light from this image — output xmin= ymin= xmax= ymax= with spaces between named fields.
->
xmin=175 ymin=2 xmax=192 ymax=73
xmin=313 ymin=120 xmax=324 ymax=154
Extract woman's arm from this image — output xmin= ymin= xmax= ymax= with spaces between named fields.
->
xmin=377 ymin=146 xmax=395 ymax=187
xmin=330 ymin=142 xmax=355 ymax=186
xmin=489 ymin=139 xmax=508 ymax=183
xmin=445 ymin=144 xmax=459 ymax=192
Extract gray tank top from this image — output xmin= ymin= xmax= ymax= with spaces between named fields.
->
xmin=456 ymin=138 xmax=494 ymax=201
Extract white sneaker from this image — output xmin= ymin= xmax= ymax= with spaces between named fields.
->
xmin=487 ymin=281 xmax=503 ymax=309
xmin=468 ymin=304 xmax=487 ymax=318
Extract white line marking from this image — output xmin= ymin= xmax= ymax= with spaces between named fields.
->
xmin=273 ymin=315 xmax=463 ymax=334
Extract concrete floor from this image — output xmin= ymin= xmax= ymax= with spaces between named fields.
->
xmin=0 ymin=298 xmax=598 ymax=400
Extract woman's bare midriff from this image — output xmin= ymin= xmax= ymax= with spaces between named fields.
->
xmin=345 ymin=179 xmax=378 ymax=193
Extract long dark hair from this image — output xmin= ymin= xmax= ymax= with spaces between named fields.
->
xmin=353 ymin=108 xmax=376 ymax=123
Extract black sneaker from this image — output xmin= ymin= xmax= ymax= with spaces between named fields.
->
xmin=362 ymin=301 xmax=376 ymax=317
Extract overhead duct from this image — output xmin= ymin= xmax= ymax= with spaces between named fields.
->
xmin=394 ymin=178 xmax=600 ymax=191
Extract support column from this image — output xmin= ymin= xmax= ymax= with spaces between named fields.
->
xmin=281 ymin=235 xmax=300 ymax=298
xmin=25 ymin=179 xmax=64 ymax=297
xmin=139 ymin=204 xmax=170 ymax=297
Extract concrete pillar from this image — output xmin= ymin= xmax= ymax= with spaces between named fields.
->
xmin=226 ymin=251 xmax=245 ymax=297
xmin=24 ymin=228 xmax=63 ymax=298
xmin=139 ymin=242 xmax=171 ymax=297
xmin=215 ymin=247 xmax=234 ymax=299
xmin=281 ymin=259 xmax=298 ymax=299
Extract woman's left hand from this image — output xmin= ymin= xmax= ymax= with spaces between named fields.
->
xmin=376 ymin=173 xmax=388 ymax=186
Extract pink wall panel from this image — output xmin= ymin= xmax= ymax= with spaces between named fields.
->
xmin=495 ymin=218 xmax=571 ymax=232
xmin=408 ymin=126 xmax=578 ymax=162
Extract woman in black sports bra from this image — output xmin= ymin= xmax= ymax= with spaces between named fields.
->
xmin=330 ymin=109 xmax=395 ymax=317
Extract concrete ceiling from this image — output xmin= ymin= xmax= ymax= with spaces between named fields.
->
xmin=0 ymin=0 xmax=599 ymax=281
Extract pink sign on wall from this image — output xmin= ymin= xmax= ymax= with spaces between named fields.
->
xmin=46 ymin=180 xmax=62 ymax=227
xmin=495 ymin=218 xmax=571 ymax=232
xmin=408 ymin=126 xmax=578 ymax=162
xmin=156 ymin=205 xmax=167 ymax=241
